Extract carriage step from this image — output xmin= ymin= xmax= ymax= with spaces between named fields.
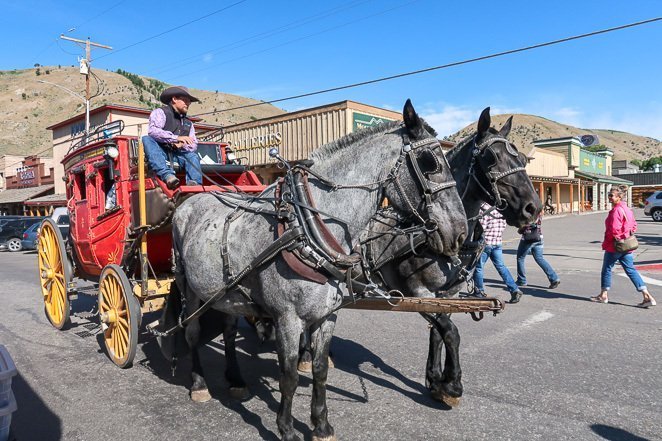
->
xmin=342 ymin=296 xmax=504 ymax=315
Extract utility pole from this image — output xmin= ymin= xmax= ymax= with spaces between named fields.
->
xmin=59 ymin=35 xmax=112 ymax=143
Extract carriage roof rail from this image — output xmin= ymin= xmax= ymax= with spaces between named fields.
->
xmin=198 ymin=126 xmax=225 ymax=142
xmin=67 ymin=120 xmax=125 ymax=155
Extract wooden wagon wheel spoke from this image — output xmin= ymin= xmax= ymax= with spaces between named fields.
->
xmin=98 ymin=265 xmax=140 ymax=368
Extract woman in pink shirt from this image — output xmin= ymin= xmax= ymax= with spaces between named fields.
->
xmin=591 ymin=185 xmax=656 ymax=307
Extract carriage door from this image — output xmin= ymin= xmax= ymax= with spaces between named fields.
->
xmin=89 ymin=157 xmax=124 ymax=267
xmin=71 ymin=166 xmax=94 ymax=267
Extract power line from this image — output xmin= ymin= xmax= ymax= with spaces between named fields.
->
xmin=169 ymin=0 xmax=421 ymax=82
xmin=192 ymin=17 xmax=662 ymax=119
xmin=146 ymin=0 xmax=372 ymax=77
xmin=94 ymin=0 xmax=249 ymax=61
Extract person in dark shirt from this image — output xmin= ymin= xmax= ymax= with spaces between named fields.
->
xmin=143 ymin=85 xmax=202 ymax=189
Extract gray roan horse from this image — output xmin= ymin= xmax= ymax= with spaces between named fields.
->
xmin=160 ymin=100 xmax=468 ymax=441
xmin=364 ymin=107 xmax=542 ymax=406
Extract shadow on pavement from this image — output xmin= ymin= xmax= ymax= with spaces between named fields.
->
xmin=590 ymin=423 xmax=649 ymax=441
xmin=11 ymin=374 xmax=62 ymax=440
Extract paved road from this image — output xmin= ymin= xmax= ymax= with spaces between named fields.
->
xmin=1 ymin=210 xmax=661 ymax=440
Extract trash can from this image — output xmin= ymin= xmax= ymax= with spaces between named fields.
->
xmin=0 ymin=391 xmax=16 ymax=441
xmin=0 ymin=345 xmax=17 ymax=441
xmin=0 ymin=346 xmax=17 ymax=408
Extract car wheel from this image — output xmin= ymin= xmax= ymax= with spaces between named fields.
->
xmin=7 ymin=237 xmax=22 ymax=252
xmin=652 ymin=209 xmax=662 ymax=222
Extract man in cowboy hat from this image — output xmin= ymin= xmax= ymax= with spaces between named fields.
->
xmin=142 ymin=85 xmax=202 ymax=189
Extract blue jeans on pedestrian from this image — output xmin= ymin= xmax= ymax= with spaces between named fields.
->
xmin=474 ymin=244 xmax=519 ymax=294
xmin=142 ymin=136 xmax=202 ymax=185
xmin=516 ymin=240 xmax=559 ymax=285
xmin=601 ymin=251 xmax=647 ymax=292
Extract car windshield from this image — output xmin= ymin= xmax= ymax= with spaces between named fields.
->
xmin=26 ymin=223 xmax=40 ymax=233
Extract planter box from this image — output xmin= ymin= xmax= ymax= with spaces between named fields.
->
xmin=0 ymin=346 xmax=16 ymax=408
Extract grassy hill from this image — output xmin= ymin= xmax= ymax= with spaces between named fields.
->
xmin=445 ymin=113 xmax=661 ymax=161
xmin=0 ymin=66 xmax=285 ymax=157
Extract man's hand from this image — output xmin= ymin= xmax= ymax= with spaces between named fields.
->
xmin=176 ymin=135 xmax=194 ymax=147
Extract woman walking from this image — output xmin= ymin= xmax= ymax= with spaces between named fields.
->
xmin=515 ymin=215 xmax=560 ymax=289
xmin=591 ymin=185 xmax=656 ymax=307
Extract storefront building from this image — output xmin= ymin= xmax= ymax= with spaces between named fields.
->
xmin=0 ymin=156 xmax=57 ymax=215
xmin=222 ymin=101 xmax=402 ymax=183
xmin=528 ymin=137 xmax=632 ymax=213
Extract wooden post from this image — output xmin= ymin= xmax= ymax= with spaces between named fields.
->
xmin=538 ymin=181 xmax=544 ymax=205
xmin=555 ymin=182 xmax=561 ymax=213
xmin=138 ymin=126 xmax=149 ymax=296
xmin=569 ymin=183 xmax=574 ymax=213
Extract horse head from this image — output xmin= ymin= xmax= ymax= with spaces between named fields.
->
xmin=470 ymin=107 xmax=542 ymax=227
xmin=383 ymin=99 xmax=468 ymax=256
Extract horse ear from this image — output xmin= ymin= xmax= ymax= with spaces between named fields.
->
xmin=498 ymin=116 xmax=513 ymax=138
xmin=403 ymin=99 xmax=426 ymax=138
xmin=477 ymin=107 xmax=491 ymax=136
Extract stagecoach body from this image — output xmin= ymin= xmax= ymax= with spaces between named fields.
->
xmin=38 ymin=126 xmax=265 ymax=367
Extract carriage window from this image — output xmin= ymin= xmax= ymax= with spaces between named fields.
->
xmin=75 ymin=172 xmax=87 ymax=200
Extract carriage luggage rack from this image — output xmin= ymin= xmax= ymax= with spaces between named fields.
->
xmin=67 ymin=120 xmax=125 ymax=154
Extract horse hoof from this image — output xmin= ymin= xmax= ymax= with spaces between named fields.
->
xmin=431 ymin=390 xmax=461 ymax=408
xmin=229 ymin=386 xmax=250 ymax=401
xmin=297 ymin=361 xmax=312 ymax=373
xmin=312 ymin=435 xmax=336 ymax=441
xmin=190 ymin=388 xmax=212 ymax=403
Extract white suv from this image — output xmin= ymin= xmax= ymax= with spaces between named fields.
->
xmin=644 ymin=191 xmax=662 ymax=222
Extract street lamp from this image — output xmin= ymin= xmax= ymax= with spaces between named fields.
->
xmin=37 ymin=79 xmax=90 ymax=142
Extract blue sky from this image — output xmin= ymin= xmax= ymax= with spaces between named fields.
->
xmin=4 ymin=0 xmax=662 ymax=140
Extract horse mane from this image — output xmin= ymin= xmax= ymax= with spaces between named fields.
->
xmin=446 ymin=126 xmax=499 ymax=160
xmin=310 ymin=120 xmax=402 ymax=160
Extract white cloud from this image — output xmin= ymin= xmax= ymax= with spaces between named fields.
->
xmin=419 ymin=104 xmax=476 ymax=137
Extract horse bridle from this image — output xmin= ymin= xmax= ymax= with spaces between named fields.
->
xmin=462 ymin=134 xmax=527 ymax=211
xmin=389 ymin=136 xmax=457 ymax=232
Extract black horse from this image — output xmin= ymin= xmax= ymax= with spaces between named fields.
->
xmin=365 ymin=107 xmax=541 ymax=406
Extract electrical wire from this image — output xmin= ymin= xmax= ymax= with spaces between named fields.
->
xmin=192 ymin=16 xmax=662 ymax=118
xmin=169 ymin=0 xmax=421 ymax=82
xmin=94 ymin=0 xmax=249 ymax=61
xmin=147 ymin=0 xmax=372 ymax=77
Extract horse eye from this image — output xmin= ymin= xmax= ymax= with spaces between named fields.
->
xmin=416 ymin=149 xmax=442 ymax=175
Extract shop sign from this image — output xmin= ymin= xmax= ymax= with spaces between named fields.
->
xmin=579 ymin=150 xmax=606 ymax=174
xmin=19 ymin=168 xmax=36 ymax=185
xmin=232 ymin=131 xmax=282 ymax=152
xmin=353 ymin=112 xmax=393 ymax=131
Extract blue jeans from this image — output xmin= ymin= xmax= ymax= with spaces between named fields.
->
xmin=516 ymin=240 xmax=559 ymax=285
xmin=142 ymin=136 xmax=202 ymax=184
xmin=474 ymin=244 xmax=519 ymax=294
xmin=601 ymin=251 xmax=647 ymax=292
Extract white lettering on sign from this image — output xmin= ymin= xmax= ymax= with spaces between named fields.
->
xmin=232 ymin=132 xmax=282 ymax=151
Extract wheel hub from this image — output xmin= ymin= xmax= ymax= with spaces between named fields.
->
xmin=100 ymin=309 xmax=118 ymax=324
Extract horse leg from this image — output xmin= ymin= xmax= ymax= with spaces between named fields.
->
xmin=186 ymin=292 xmax=212 ymax=403
xmin=309 ymin=318 xmax=336 ymax=441
xmin=275 ymin=315 xmax=305 ymax=441
xmin=223 ymin=314 xmax=250 ymax=400
xmin=426 ymin=313 xmax=463 ymax=407
xmin=299 ymin=331 xmax=335 ymax=374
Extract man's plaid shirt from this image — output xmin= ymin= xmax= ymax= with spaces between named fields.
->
xmin=479 ymin=203 xmax=507 ymax=246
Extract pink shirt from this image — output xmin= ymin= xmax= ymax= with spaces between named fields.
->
xmin=147 ymin=108 xmax=198 ymax=152
xmin=602 ymin=201 xmax=637 ymax=253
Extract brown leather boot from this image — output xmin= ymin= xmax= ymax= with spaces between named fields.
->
xmin=164 ymin=175 xmax=180 ymax=190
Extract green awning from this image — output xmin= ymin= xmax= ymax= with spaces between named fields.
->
xmin=575 ymin=171 xmax=633 ymax=185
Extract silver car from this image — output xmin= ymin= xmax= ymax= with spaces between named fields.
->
xmin=644 ymin=190 xmax=662 ymax=222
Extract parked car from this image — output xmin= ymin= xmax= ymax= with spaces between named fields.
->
xmin=644 ymin=191 xmax=662 ymax=222
xmin=20 ymin=222 xmax=41 ymax=251
xmin=0 ymin=217 xmax=45 ymax=252
xmin=50 ymin=207 xmax=70 ymax=238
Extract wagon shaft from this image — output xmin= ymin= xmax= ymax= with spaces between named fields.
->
xmin=343 ymin=296 xmax=504 ymax=315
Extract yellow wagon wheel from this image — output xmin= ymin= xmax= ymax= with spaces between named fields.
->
xmin=38 ymin=218 xmax=72 ymax=330
xmin=98 ymin=264 xmax=141 ymax=368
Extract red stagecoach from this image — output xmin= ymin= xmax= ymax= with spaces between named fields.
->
xmin=37 ymin=121 xmax=264 ymax=367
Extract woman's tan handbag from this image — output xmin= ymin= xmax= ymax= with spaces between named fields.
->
xmin=614 ymin=206 xmax=638 ymax=252
xmin=614 ymin=234 xmax=638 ymax=252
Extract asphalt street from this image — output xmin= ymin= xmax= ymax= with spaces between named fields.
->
xmin=1 ymin=209 xmax=661 ymax=441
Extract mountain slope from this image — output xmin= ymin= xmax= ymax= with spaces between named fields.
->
xmin=444 ymin=114 xmax=661 ymax=160
xmin=1 ymin=66 xmax=285 ymax=157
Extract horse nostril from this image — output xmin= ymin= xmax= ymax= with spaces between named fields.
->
xmin=524 ymin=202 xmax=538 ymax=217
